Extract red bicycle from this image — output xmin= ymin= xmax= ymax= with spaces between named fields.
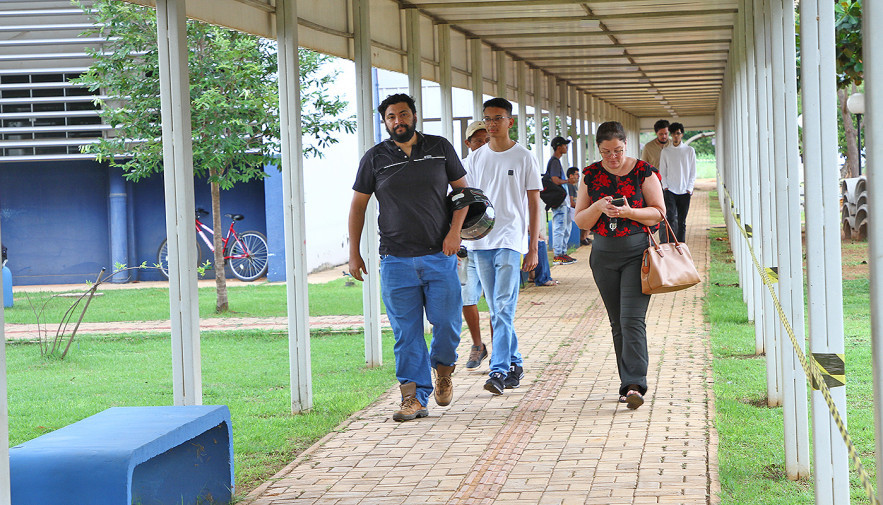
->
xmin=157 ymin=208 xmax=268 ymax=281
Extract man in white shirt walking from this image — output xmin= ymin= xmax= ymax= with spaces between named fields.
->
xmin=465 ymin=97 xmax=542 ymax=395
xmin=657 ymin=122 xmax=696 ymax=243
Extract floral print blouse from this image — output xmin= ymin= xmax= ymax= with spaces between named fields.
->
xmin=582 ymin=159 xmax=660 ymax=237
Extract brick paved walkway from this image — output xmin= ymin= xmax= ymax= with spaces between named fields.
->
xmin=241 ymin=185 xmax=718 ymax=505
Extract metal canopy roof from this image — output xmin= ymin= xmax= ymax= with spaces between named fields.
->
xmin=126 ymin=0 xmax=736 ymax=127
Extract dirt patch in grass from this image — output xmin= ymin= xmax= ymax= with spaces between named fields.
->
xmin=740 ymin=395 xmax=773 ymax=408
xmin=841 ymin=239 xmax=869 ymax=280
xmin=761 ymin=463 xmax=787 ymax=480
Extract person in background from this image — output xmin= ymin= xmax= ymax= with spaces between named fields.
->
xmin=466 ymin=97 xmax=542 ymax=395
xmin=348 ymin=93 xmax=468 ymax=422
xmin=640 ymin=119 xmax=670 ymax=170
xmin=460 ymin=120 xmax=490 ymax=370
xmin=567 ymin=166 xmax=591 ymax=246
xmin=532 ymin=224 xmax=557 ymax=287
xmin=546 ymin=137 xmax=577 ymax=265
xmin=657 ymin=122 xmax=696 ymax=243
xmin=574 ymin=121 xmax=665 ymax=410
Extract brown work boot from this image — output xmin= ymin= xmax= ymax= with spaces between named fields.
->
xmin=393 ymin=382 xmax=428 ymax=422
xmin=433 ymin=364 xmax=455 ymax=406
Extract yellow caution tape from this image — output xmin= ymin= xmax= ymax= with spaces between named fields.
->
xmin=812 ymin=353 xmax=846 ymax=389
xmin=723 ymin=186 xmax=877 ymax=505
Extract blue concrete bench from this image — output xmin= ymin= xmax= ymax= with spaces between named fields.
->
xmin=10 ymin=405 xmax=233 ymax=505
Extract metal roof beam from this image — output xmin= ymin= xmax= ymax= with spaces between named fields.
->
xmin=447 ymin=9 xmax=737 ymax=24
xmin=504 ymin=40 xmax=731 ymax=51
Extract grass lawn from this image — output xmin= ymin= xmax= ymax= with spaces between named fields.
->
xmin=707 ymin=191 xmax=876 ymax=504
xmin=8 ymin=277 xmax=490 ymax=325
xmin=697 ymin=156 xmax=716 ymax=179
xmin=6 ymin=329 xmax=398 ymax=498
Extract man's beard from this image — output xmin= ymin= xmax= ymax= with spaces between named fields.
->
xmin=387 ymin=121 xmax=416 ymax=143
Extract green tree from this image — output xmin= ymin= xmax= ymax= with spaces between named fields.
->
xmin=73 ymin=0 xmax=354 ymax=312
xmin=799 ymin=1 xmax=864 ymax=177
xmin=834 ymin=0 xmax=863 ymax=178
xmin=684 ymin=131 xmax=715 ymax=157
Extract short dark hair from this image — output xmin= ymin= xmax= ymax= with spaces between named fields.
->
xmin=653 ymin=119 xmax=670 ymax=132
xmin=377 ymin=93 xmax=416 ymax=117
xmin=482 ymin=97 xmax=513 ymax=115
xmin=567 ymin=167 xmax=579 ymax=176
xmin=596 ymin=121 xmax=627 ymax=146
xmin=668 ymin=122 xmax=685 ymax=134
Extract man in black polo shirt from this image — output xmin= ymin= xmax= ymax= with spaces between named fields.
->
xmin=348 ymin=94 xmax=469 ymax=422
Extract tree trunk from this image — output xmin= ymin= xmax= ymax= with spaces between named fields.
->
xmin=839 ymin=85 xmax=860 ymax=179
xmin=210 ymin=171 xmax=229 ymax=313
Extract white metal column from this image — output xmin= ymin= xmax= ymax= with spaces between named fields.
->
xmin=867 ymin=0 xmax=883 ymax=495
xmin=577 ymin=92 xmax=585 ymax=167
xmin=570 ymin=85 xmax=578 ymax=168
xmin=800 ymin=0 xmax=850 ymax=500
xmin=495 ymin=50 xmax=506 ymax=99
xmin=745 ymin=0 xmax=781 ymax=407
xmin=558 ymin=81 xmax=567 ymax=142
xmin=437 ymin=24 xmax=453 ymax=142
xmin=768 ymin=0 xmax=810 ymax=479
xmin=406 ymin=8 xmax=422 ymax=130
xmin=471 ymin=38 xmax=483 ymax=120
xmin=353 ymin=0 xmax=382 ymax=368
xmin=533 ymin=69 xmax=544 ymax=167
xmin=548 ymin=74 xmax=557 ymax=138
xmin=275 ymin=0 xmax=312 ymax=413
xmin=156 ymin=0 xmax=201 ymax=406
xmin=867 ymin=0 xmax=883 ymax=494
xmin=517 ymin=62 xmax=528 ymax=146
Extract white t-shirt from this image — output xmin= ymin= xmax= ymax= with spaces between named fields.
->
xmin=465 ymin=142 xmax=542 ymax=254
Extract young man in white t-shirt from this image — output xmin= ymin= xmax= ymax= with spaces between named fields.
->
xmin=465 ymin=97 xmax=542 ymax=395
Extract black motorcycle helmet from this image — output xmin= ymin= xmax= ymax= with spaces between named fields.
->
xmin=448 ymin=187 xmax=495 ymax=240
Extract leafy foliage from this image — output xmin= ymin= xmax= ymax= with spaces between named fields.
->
xmin=71 ymin=0 xmax=355 ymax=187
xmin=834 ymin=0 xmax=863 ymax=88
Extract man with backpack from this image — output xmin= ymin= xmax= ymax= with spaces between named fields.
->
xmin=543 ymin=136 xmax=577 ymax=265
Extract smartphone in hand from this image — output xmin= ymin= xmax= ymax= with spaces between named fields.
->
xmin=611 ymin=197 xmax=625 ymax=206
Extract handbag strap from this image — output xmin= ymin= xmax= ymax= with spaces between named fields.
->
xmin=645 ymin=208 xmax=682 ymax=251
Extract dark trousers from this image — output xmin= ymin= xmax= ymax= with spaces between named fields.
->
xmin=589 ymin=233 xmax=651 ymax=397
xmin=661 ymin=190 xmax=692 ymax=243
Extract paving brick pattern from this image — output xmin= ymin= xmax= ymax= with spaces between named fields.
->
xmin=242 ymin=186 xmax=718 ymax=505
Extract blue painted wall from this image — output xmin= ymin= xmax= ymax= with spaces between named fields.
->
xmin=0 ymin=160 xmax=267 ymax=285
xmin=1 ymin=160 xmax=110 ymax=285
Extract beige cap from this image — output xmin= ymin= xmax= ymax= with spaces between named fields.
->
xmin=465 ymin=120 xmax=487 ymax=140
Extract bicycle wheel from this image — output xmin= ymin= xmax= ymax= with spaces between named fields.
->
xmin=156 ymin=239 xmax=203 ymax=279
xmin=228 ymin=231 xmax=268 ymax=281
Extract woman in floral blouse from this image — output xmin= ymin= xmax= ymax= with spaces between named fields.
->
xmin=574 ymin=121 xmax=665 ymax=410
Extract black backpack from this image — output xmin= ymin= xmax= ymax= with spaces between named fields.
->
xmin=539 ymin=171 xmax=567 ymax=209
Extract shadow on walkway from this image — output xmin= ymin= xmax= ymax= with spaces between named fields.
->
xmin=242 ymin=181 xmax=719 ymax=505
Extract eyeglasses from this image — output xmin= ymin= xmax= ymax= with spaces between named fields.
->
xmin=600 ymin=149 xmax=625 ymax=158
xmin=482 ymin=116 xmax=510 ymax=124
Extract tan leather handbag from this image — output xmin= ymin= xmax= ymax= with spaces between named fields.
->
xmin=641 ymin=211 xmax=700 ymax=295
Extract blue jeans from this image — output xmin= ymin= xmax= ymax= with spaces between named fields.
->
xmin=533 ymin=240 xmax=552 ymax=285
xmin=551 ymin=204 xmax=571 ymax=256
xmin=380 ymin=252 xmax=462 ymax=406
xmin=473 ymin=248 xmax=523 ymax=376
xmin=459 ymin=251 xmax=483 ymax=306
